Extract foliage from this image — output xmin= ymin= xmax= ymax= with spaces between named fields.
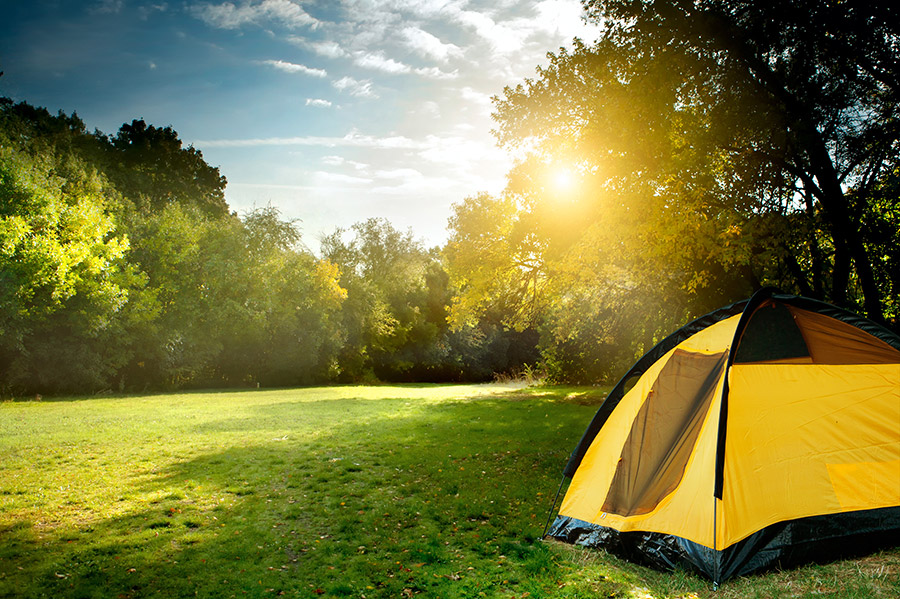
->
xmin=1 ymin=385 xmax=896 ymax=598
xmin=322 ymin=218 xmax=540 ymax=383
xmin=0 ymin=99 xmax=347 ymax=393
xmin=103 ymin=118 xmax=229 ymax=217
xmin=121 ymin=205 xmax=345 ymax=389
xmin=0 ymin=130 xmax=137 ymax=392
xmin=498 ymin=0 xmax=899 ymax=319
xmin=0 ymin=98 xmax=542 ymax=393
xmin=440 ymin=0 xmax=900 ymax=382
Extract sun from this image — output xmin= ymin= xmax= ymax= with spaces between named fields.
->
xmin=550 ymin=166 xmax=575 ymax=194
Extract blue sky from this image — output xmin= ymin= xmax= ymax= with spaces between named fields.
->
xmin=0 ymin=0 xmax=595 ymax=248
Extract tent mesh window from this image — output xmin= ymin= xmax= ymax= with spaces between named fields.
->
xmin=602 ymin=349 xmax=727 ymax=517
xmin=734 ymin=301 xmax=810 ymax=364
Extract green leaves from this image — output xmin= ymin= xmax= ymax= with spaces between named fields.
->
xmin=455 ymin=0 xmax=900 ymax=382
xmin=0 ymin=143 xmax=127 ymax=325
xmin=0 ymin=101 xmax=349 ymax=393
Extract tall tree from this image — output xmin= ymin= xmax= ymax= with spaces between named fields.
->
xmin=0 ymin=137 xmax=137 ymax=392
xmin=494 ymin=0 xmax=900 ymax=325
xmin=322 ymin=218 xmax=442 ymax=381
xmin=103 ymin=119 xmax=228 ymax=217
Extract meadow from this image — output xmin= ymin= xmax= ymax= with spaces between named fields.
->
xmin=1 ymin=384 xmax=897 ymax=599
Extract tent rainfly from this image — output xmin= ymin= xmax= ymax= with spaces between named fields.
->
xmin=547 ymin=288 xmax=900 ymax=584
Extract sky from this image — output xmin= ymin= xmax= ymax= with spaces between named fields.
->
xmin=0 ymin=0 xmax=597 ymax=249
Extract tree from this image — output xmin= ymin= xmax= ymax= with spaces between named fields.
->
xmin=0 ymin=98 xmax=349 ymax=392
xmin=102 ymin=119 xmax=228 ymax=217
xmin=0 ymin=137 xmax=137 ymax=392
xmin=214 ymin=206 xmax=346 ymax=386
xmin=492 ymin=0 xmax=900 ymax=327
xmin=121 ymin=205 xmax=345 ymax=389
xmin=322 ymin=219 xmax=439 ymax=381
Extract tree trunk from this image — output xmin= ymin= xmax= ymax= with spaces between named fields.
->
xmin=808 ymin=139 xmax=885 ymax=322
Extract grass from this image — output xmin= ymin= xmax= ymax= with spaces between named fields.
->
xmin=0 ymin=384 xmax=897 ymax=599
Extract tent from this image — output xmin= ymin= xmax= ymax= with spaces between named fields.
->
xmin=547 ymin=288 xmax=900 ymax=584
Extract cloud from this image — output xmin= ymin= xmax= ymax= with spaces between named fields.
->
xmin=459 ymin=86 xmax=492 ymax=107
xmin=414 ymin=66 xmax=458 ymax=80
xmin=289 ymin=37 xmax=348 ymax=58
xmin=532 ymin=0 xmax=594 ymax=37
xmin=401 ymin=26 xmax=463 ymax=62
xmin=90 ymin=0 xmax=123 ymax=14
xmin=350 ymin=51 xmax=457 ymax=79
xmin=402 ymin=27 xmax=463 ymax=62
xmin=417 ymin=133 xmax=510 ymax=172
xmin=452 ymin=8 xmax=526 ymax=54
xmin=322 ymin=155 xmax=368 ymax=170
xmin=332 ymin=76 xmax=377 ymax=98
xmin=373 ymin=167 xmax=425 ymax=181
xmin=419 ymin=101 xmax=441 ymax=119
xmin=194 ymin=129 xmax=423 ymax=149
xmin=139 ymin=3 xmax=169 ymax=19
xmin=353 ymin=51 xmax=410 ymax=74
xmin=262 ymin=59 xmax=327 ymax=77
xmin=314 ymin=171 xmax=374 ymax=185
xmin=192 ymin=0 xmax=319 ymax=30
xmin=306 ymin=98 xmax=333 ymax=107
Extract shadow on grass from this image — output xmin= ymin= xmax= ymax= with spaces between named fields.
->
xmin=0 ymin=391 xmax=601 ymax=599
xmin=5 ymin=388 xmax=894 ymax=599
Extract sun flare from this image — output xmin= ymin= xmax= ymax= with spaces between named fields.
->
xmin=550 ymin=167 xmax=575 ymax=194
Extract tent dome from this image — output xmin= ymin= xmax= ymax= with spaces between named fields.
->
xmin=548 ymin=289 xmax=900 ymax=583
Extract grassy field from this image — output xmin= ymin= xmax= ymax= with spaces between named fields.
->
xmin=0 ymin=384 xmax=897 ymax=599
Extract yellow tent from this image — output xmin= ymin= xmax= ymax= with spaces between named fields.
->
xmin=548 ymin=289 xmax=900 ymax=583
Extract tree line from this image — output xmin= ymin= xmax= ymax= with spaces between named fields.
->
xmin=2 ymin=0 xmax=897 ymax=394
xmin=0 ymin=100 xmax=537 ymax=394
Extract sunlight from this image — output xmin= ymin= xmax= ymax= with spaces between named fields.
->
xmin=550 ymin=166 xmax=576 ymax=194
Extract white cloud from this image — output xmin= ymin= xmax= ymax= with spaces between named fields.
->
xmin=532 ymin=0 xmax=594 ymax=37
xmin=415 ymin=66 xmax=458 ymax=80
xmin=417 ymin=133 xmax=510 ymax=171
xmin=452 ymin=8 xmax=526 ymax=54
xmin=350 ymin=51 xmax=457 ymax=79
xmin=262 ymin=59 xmax=327 ymax=77
xmin=192 ymin=0 xmax=319 ymax=30
xmin=459 ymin=86 xmax=492 ymax=107
xmin=401 ymin=26 xmax=463 ymax=62
xmin=353 ymin=51 xmax=410 ymax=74
xmin=332 ymin=76 xmax=377 ymax=98
xmin=306 ymin=98 xmax=333 ymax=107
xmin=194 ymin=129 xmax=422 ymax=149
xmin=289 ymin=38 xmax=349 ymax=58
xmin=322 ymin=155 xmax=368 ymax=170
xmin=419 ymin=101 xmax=441 ymax=118
xmin=321 ymin=155 xmax=345 ymax=166
xmin=373 ymin=167 xmax=425 ymax=181
xmin=314 ymin=171 xmax=374 ymax=185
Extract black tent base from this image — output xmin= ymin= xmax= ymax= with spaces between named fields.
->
xmin=548 ymin=506 xmax=900 ymax=584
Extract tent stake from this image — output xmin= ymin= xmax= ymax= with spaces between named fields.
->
xmin=542 ymin=475 xmax=568 ymax=539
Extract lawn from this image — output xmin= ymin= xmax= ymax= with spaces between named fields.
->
xmin=1 ymin=384 xmax=897 ymax=599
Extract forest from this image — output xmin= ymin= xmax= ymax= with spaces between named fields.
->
xmin=1 ymin=0 xmax=898 ymax=395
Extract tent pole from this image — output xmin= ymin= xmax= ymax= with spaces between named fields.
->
xmin=542 ymin=475 xmax=568 ymax=539
xmin=713 ymin=497 xmax=719 ymax=590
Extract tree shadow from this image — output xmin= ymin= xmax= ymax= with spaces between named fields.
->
xmin=1 ymin=389 xmax=595 ymax=598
